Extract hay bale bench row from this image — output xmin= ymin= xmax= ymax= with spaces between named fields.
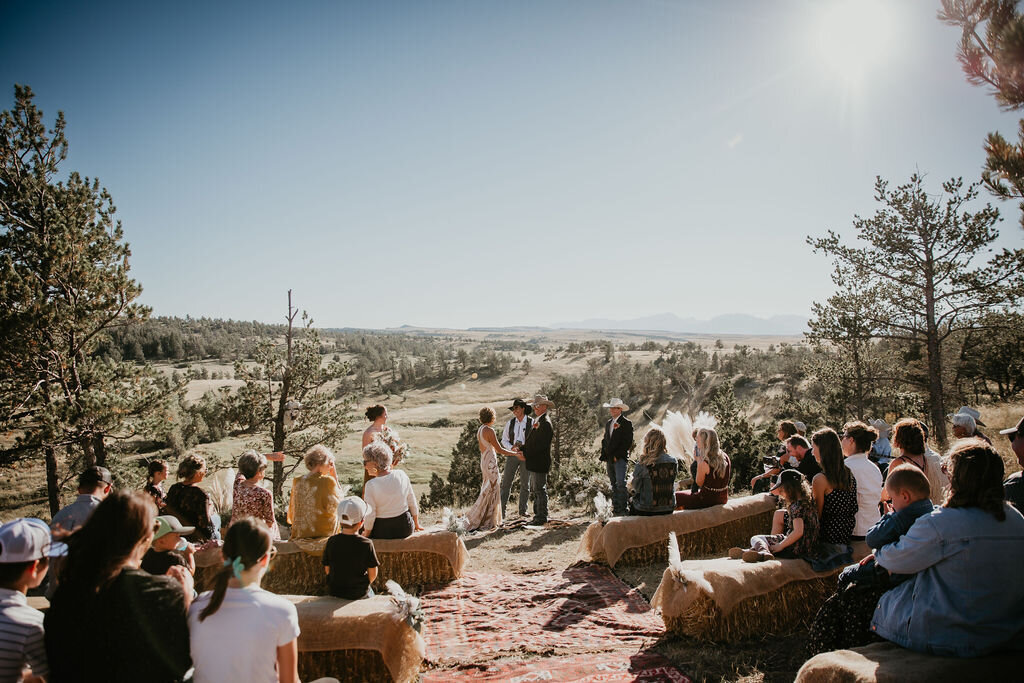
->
xmin=651 ymin=542 xmax=869 ymax=642
xmin=577 ymin=494 xmax=777 ymax=567
xmin=289 ymin=594 xmax=425 ymax=683
xmin=795 ymin=641 xmax=1020 ymax=682
xmin=195 ymin=530 xmax=468 ymax=594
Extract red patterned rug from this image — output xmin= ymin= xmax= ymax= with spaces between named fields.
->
xmin=420 ymin=566 xmax=664 ymax=665
xmin=420 ymin=651 xmax=691 ymax=682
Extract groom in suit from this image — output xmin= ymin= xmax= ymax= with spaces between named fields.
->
xmin=600 ymin=398 xmax=634 ymax=516
xmin=500 ymin=398 xmax=534 ymax=518
xmin=522 ymin=395 xmax=554 ymax=526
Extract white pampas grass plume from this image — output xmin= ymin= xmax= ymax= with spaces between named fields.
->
xmin=442 ymin=507 xmax=468 ymax=536
xmin=205 ymin=467 xmax=236 ymax=516
xmin=386 ymin=580 xmax=425 ymax=631
xmin=668 ymin=531 xmax=681 ymax=566
xmin=694 ymin=411 xmax=718 ymax=430
xmin=593 ymin=492 xmax=613 ymax=523
xmin=662 ymin=411 xmax=695 ymax=466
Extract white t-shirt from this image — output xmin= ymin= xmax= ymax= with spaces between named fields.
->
xmin=363 ymin=469 xmax=418 ymax=533
xmin=844 ymin=452 xmax=883 ymax=536
xmin=187 ymin=585 xmax=300 ymax=683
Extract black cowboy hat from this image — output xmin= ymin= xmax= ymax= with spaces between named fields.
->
xmin=509 ymin=398 xmax=533 ymax=415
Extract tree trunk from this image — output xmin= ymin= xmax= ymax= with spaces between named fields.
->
xmin=924 ymin=271 xmax=947 ymax=447
xmin=45 ymin=446 xmax=60 ymax=517
xmin=81 ymin=436 xmax=95 ymax=469
xmin=93 ymin=433 xmax=107 ymax=468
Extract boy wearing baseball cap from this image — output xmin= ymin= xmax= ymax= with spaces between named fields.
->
xmin=323 ymin=497 xmax=379 ymax=600
xmin=141 ymin=516 xmax=197 ymax=577
xmin=0 ymin=518 xmax=64 ymax=682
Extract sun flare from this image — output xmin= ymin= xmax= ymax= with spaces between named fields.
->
xmin=812 ymin=0 xmax=896 ymax=85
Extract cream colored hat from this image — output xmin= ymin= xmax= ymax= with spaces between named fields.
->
xmin=948 ymin=406 xmax=985 ymax=426
xmin=602 ymin=398 xmax=630 ymax=411
xmin=531 ymin=394 xmax=555 ymax=408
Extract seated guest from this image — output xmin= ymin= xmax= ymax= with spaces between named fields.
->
xmin=232 ymin=450 xmax=281 ymax=540
xmin=45 ymin=491 xmax=193 ymax=683
xmin=675 ymin=428 xmax=730 ymax=510
xmin=806 ymin=465 xmax=936 ymax=657
xmin=949 ymin=406 xmax=992 ymax=444
xmin=889 ymin=418 xmax=948 ymax=504
xmin=0 ymin=518 xmax=61 ymax=683
xmin=810 ymin=428 xmax=858 ymax=545
xmin=287 ymin=445 xmax=342 ymax=540
xmin=323 ymin=497 xmax=379 ymax=600
xmin=51 ymin=466 xmax=113 ymax=534
xmin=628 ymin=427 xmax=678 ymax=516
xmin=868 ymin=419 xmax=893 ymax=472
xmin=188 ymin=518 xmax=300 ymax=683
xmin=871 ymin=439 xmax=1024 ymax=657
xmin=783 ymin=434 xmax=821 ymax=480
xmin=166 ymin=454 xmax=219 ymax=542
xmin=733 ymin=469 xmax=819 ymax=562
xmin=750 ymin=420 xmax=798 ymax=493
xmin=1000 ymin=416 xmax=1024 ymax=511
xmin=840 ymin=421 xmax=883 ymax=540
xmin=144 ymin=460 xmax=168 ymax=509
xmin=142 ymin=515 xmax=196 ymax=577
xmin=363 ymin=442 xmax=423 ymax=540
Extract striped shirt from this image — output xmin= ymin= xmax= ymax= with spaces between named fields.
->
xmin=0 ymin=588 xmax=47 ymax=682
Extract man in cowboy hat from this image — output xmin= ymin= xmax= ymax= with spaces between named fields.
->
xmin=521 ymin=395 xmax=554 ymax=526
xmin=499 ymin=398 xmax=534 ymax=519
xmin=600 ymin=398 xmax=634 ymax=516
xmin=948 ymin=406 xmax=992 ymax=443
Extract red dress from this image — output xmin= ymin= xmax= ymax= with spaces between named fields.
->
xmin=674 ymin=454 xmax=731 ymax=509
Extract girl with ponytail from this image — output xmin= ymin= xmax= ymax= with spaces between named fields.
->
xmin=187 ymin=518 xmax=300 ymax=683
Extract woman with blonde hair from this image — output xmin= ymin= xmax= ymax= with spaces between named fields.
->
xmin=628 ymin=427 xmax=679 ymax=516
xmin=675 ymin=427 xmax=731 ymax=510
xmin=286 ymin=445 xmax=342 ymax=539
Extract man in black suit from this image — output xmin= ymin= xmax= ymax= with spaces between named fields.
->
xmin=522 ymin=394 xmax=554 ymax=526
xmin=600 ymin=398 xmax=634 ymax=516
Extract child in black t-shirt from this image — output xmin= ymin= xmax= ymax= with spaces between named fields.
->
xmin=141 ymin=516 xmax=196 ymax=576
xmin=323 ymin=497 xmax=379 ymax=600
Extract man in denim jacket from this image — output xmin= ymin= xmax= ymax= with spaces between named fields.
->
xmin=870 ymin=441 xmax=1024 ymax=658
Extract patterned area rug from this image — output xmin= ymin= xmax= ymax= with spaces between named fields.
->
xmin=420 ymin=566 xmax=664 ymax=665
xmin=420 ymin=652 xmax=691 ymax=682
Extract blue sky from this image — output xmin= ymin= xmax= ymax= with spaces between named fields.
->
xmin=1 ymin=0 xmax=1020 ymax=329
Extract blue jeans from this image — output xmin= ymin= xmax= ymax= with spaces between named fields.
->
xmin=529 ymin=470 xmax=548 ymax=523
xmin=500 ymin=455 xmax=530 ymax=517
xmin=606 ymin=458 xmax=627 ymax=515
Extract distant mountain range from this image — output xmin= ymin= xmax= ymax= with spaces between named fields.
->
xmin=550 ymin=312 xmax=809 ymax=336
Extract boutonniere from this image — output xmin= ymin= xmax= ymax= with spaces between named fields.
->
xmin=613 ymin=423 xmax=620 ymax=430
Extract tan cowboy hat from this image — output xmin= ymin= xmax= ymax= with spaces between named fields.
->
xmin=602 ymin=398 xmax=630 ymax=411
xmin=530 ymin=394 xmax=555 ymax=408
xmin=868 ymin=418 xmax=890 ymax=433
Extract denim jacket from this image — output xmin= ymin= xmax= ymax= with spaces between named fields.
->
xmin=837 ymin=498 xmax=934 ymax=588
xmin=872 ymin=503 xmax=1024 ymax=657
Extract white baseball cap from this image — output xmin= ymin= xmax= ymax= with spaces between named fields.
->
xmin=0 ymin=518 xmax=67 ymax=563
xmin=337 ymin=497 xmax=369 ymax=525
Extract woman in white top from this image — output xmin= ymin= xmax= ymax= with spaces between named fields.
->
xmin=840 ymin=420 xmax=884 ymax=538
xmin=362 ymin=442 xmax=423 ymax=539
xmin=188 ymin=518 xmax=300 ymax=683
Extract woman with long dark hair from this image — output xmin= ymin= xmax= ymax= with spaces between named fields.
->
xmin=144 ymin=459 xmax=168 ymax=509
xmin=44 ymin=491 xmax=192 ymax=682
xmin=165 ymin=454 xmax=218 ymax=542
xmin=809 ymin=428 xmax=858 ymax=545
xmin=188 ymin=519 xmax=299 ymax=683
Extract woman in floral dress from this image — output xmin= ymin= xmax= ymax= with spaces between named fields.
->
xmin=361 ymin=404 xmax=409 ymax=488
xmin=231 ymin=450 xmax=280 ymax=540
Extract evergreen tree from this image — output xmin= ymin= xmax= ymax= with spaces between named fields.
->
xmin=808 ymin=174 xmax=1024 ymax=445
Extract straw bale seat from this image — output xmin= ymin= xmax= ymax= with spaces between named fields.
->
xmin=577 ymin=494 xmax=777 ymax=567
xmin=795 ymin=641 xmax=1020 ymax=682
xmin=243 ymin=531 xmax=468 ymax=595
xmin=651 ymin=542 xmax=868 ymax=642
xmin=287 ymin=594 xmax=425 ymax=683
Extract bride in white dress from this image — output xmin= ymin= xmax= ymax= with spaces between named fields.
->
xmin=463 ymin=407 xmax=522 ymax=531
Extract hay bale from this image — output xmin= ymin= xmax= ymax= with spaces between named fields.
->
xmin=298 ymin=648 xmax=392 ymax=683
xmin=663 ymin=573 xmax=838 ymax=642
xmin=262 ymin=548 xmax=458 ymax=596
xmin=795 ymin=641 xmax=1022 ymax=683
xmin=193 ymin=564 xmax=221 ymax=593
xmin=616 ymin=509 xmax=774 ymax=566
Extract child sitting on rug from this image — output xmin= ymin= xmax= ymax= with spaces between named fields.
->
xmin=323 ymin=497 xmax=379 ymax=600
xmin=836 ymin=465 xmax=934 ymax=591
xmin=730 ymin=469 xmax=820 ymax=562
